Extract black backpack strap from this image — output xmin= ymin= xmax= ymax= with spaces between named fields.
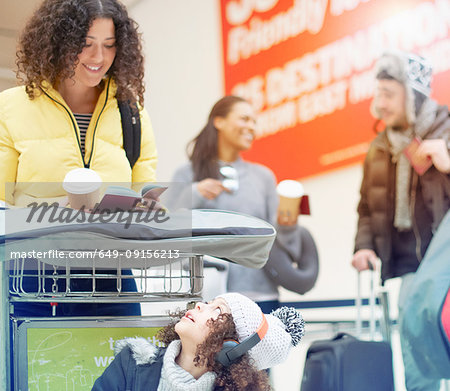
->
xmin=118 ymin=100 xmax=141 ymax=168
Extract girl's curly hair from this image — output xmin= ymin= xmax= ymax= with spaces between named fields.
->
xmin=157 ymin=310 xmax=271 ymax=391
xmin=16 ymin=0 xmax=145 ymax=105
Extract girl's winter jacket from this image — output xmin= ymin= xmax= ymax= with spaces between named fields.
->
xmin=92 ymin=338 xmax=166 ymax=391
xmin=91 ymin=338 xmax=223 ymax=391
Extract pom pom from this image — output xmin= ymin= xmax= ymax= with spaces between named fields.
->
xmin=271 ymin=306 xmax=305 ymax=346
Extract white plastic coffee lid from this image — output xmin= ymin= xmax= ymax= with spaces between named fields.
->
xmin=277 ymin=180 xmax=304 ymax=198
xmin=63 ymin=168 xmax=102 ymax=194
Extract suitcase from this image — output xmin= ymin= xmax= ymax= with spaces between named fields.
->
xmin=300 ymin=270 xmax=394 ymax=391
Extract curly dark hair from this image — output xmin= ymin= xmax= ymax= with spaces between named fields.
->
xmin=16 ymin=0 xmax=145 ymax=105
xmin=188 ymin=95 xmax=249 ymax=181
xmin=157 ymin=310 xmax=271 ymax=391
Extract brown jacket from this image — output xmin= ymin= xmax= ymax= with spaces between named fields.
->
xmin=355 ymin=104 xmax=450 ymax=281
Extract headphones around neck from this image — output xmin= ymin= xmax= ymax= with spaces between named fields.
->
xmin=216 ymin=313 xmax=269 ymax=367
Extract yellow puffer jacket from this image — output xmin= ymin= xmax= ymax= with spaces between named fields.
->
xmin=0 ymin=78 xmax=157 ymax=206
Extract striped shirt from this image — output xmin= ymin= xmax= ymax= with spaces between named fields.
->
xmin=74 ymin=113 xmax=93 ymax=154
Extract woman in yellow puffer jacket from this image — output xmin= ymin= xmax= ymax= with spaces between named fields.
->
xmin=0 ymin=0 xmax=158 ymax=317
xmin=0 ymin=0 xmax=157 ymax=207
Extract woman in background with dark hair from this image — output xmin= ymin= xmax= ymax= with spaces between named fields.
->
xmin=169 ymin=96 xmax=280 ymax=312
xmin=0 ymin=0 xmax=158 ymax=316
xmin=170 ymin=96 xmax=319 ymax=311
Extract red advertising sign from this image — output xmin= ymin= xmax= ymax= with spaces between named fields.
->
xmin=219 ymin=0 xmax=450 ymax=180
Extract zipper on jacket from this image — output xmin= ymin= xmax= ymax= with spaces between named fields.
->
xmin=43 ymin=91 xmax=87 ymax=167
xmin=409 ymin=172 xmax=422 ymax=262
xmin=42 ymin=77 xmax=111 ymax=169
xmin=85 ymin=78 xmax=110 ymax=168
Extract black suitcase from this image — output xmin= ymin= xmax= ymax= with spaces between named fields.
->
xmin=300 ymin=270 xmax=394 ymax=391
xmin=300 ymin=332 xmax=394 ymax=391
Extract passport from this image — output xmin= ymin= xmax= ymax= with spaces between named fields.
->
xmin=93 ymin=184 xmax=167 ymax=213
xmin=403 ymin=137 xmax=433 ymax=175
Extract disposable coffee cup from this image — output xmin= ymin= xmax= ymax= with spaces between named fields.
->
xmin=277 ymin=180 xmax=304 ymax=223
xmin=62 ymin=168 xmax=102 ymax=210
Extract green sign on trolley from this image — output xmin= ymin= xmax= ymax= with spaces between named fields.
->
xmin=15 ymin=319 xmax=168 ymax=391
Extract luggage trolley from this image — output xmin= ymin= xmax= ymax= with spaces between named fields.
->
xmin=1 ymin=208 xmax=275 ymax=391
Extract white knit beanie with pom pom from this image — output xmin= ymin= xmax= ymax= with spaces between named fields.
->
xmin=218 ymin=292 xmax=305 ymax=370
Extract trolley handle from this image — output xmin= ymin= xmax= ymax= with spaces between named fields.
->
xmin=203 ymin=260 xmax=227 ymax=271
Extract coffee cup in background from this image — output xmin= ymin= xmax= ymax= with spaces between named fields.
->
xmin=220 ymin=165 xmax=239 ymax=193
xmin=62 ymin=168 xmax=102 ymax=210
xmin=276 ymin=180 xmax=304 ymax=225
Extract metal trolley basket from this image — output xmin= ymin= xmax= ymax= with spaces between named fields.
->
xmin=1 ymin=208 xmax=275 ymax=391
xmin=8 ymin=252 xmax=205 ymax=304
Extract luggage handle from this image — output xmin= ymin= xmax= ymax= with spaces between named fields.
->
xmin=356 ymin=265 xmax=391 ymax=343
xmin=356 ymin=266 xmax=376 ymax=339
xmin=333 ymin=332 xmax=357 ymax=341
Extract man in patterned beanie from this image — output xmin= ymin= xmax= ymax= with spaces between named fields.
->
xmin=352 ymin=50 xmax=450 ymax=391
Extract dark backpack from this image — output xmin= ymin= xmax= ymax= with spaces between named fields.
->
xmin=118 ymin=100 xmax=141 ymax=168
